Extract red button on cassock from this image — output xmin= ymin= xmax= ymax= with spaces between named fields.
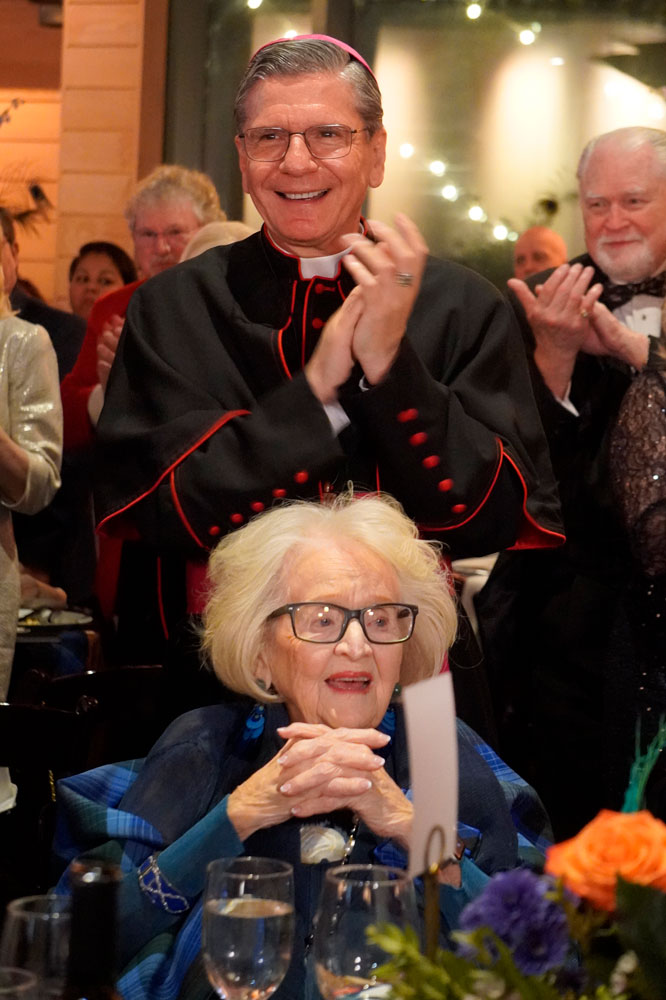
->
xmin=312 ymin=317 xmax=324 ymax=330
xmin=272 ymin=488 xmax=287 ymax=498
xmin=397 ymin=408 xmax=419 ymax=423
xmin=208 ymin=525 xmax=221 ymax=537
xmin=451 ymin=503 xmax=467 ymax=514
xmin=438 ymin=479 xmax=453 ymax=492
xmin=294 ymin=470 xmax=309 ymax=484
xmin=250 ymin=501 xmax=265 ymax=513
xmin=230 ymin=513 xmax=244 ymax=525
xmin=422 ymin=455 xmax=440 ymax=469
xmin=409 ymin=432 xmax=428 ymax=447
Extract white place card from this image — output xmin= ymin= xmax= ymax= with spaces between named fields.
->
xmin=402 ymin=672 xmax=458 ymax=878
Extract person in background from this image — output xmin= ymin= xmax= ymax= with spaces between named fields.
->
xmin=477 ymin=126 xmax=666 ymax=837
xmin=0 ymin=208 xmax=85 ymax=381
xmin=512 ymin=226 xmax=568 ymax=280
xmin=0 ymin=226 xmax=61 ymax=805
xmin=68 ymin=241 xmax=137 ymax=321
xmin=60 ymin=165 xmax=226 ymax=660
xmin=54 ymin=493 xmax=550 ymax=1000
xmin=94 ymin=36 xmax=563 ymax=715
xmin=61 ymin=165 xmax=226 ymax=452
xmin=606 ymin=318 xmax=666 ymax=815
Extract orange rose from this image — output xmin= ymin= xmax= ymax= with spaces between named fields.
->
xmin=545 ymin=809 xmax=666 ymax=911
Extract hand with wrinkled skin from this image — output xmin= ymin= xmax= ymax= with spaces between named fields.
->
xmin=508 ymin=263 xmax=604 ymax=399
xmin=341 ymin=213 xmax=428 ymax=386
xmin=304 ymin=287 xmax=362 ymax=405
xmin=96 ymin=314 xmax=124 ymax=391
xmin=276 ymin=722 xmax=413 ymax=852
xmin=226 ymin=723 xmax=389 ymax=842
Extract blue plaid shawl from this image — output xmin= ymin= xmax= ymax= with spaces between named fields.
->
xmin=52 ymin=705 xmax=551 ymax=1000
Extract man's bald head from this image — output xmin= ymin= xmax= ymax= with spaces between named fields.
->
xmin=513 ymin=226 xmax=568 ymax=280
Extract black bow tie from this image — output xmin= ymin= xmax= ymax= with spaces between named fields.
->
xmin=604 ymin=272 xmax=666 ymax=310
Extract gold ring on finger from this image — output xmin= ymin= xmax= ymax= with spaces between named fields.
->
xmin=580 ymin=308 xmax=589 ymax=319
xmin=396 ymin=272 xmax=414 ymax=287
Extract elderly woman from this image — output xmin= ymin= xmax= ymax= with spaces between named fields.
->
xmin=94 ymin=35 xmax=563 ymax=662
xmin=55 ymin=493 xmax=549 ymax=1000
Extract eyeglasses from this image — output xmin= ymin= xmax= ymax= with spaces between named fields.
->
xmin=266 ymin=602 xmax=418 ymax=644
xmin=133 ymin=227 xmax=195 ymax=246
xmin=238 ymin=124 xmax=370 ymax=162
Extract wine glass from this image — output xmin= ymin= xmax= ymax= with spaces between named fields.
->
xmin=0 ymin=969 xmax=38 ymax=1000
xmin=202 ymin=856 xmax=295 ymax=1000
xmin=0 ymin=895 xmax=71 ymax=999
xmin=312 ymin=864 xmax=419 ymax=999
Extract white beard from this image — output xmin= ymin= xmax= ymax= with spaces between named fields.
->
xmin=592 ymin=237 xmax=658 ymax=284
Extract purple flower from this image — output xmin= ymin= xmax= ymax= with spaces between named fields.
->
xmin=459 ymin=868 xmax=570 ymax=975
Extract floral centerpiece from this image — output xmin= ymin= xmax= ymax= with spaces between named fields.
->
xmin=370 ymin=731 xmax=666 ymax=999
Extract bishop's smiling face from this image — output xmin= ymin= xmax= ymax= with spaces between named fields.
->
xmin=235 ymin=72 xmax=386 ymax=258
xmin=255 ymin=539 xmax=404 ymax=730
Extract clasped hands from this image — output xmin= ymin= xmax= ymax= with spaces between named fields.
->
xmin=509 ymin=263 xmax=649 ymax=399
xmin=226 ymin=722 xmax=412 ymax=850
xmin=305 ymin=213 xmax=428 ymax=404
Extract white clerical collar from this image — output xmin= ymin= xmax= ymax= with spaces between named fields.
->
xmin=299 ymin=248 xmax=351 ymax=279
xmin=270 ymin=222 xmax=364 ymax=279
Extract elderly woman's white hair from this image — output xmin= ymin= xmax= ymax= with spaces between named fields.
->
xmin=202 ymin=491 xmax=457 ymax=703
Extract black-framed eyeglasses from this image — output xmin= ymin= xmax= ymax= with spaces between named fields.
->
xmin=238 ymin=124 xmax=370 ymax=162
xmin=266 ymin=602 xmax=419 ymax=644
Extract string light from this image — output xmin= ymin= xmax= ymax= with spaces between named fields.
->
xmin=429 ymin=160 xmax=446 ymax=177
xmin=519 ymin=28 xmax=536 ymax=45
xmin=550 ymin=57 xmax=565 ymax=66
xmin=441 ymin=185 xmax=458 ymax=201
xmin=284 ymin=29 xmax=298 ymax=38
xmin=468 ymin=205 xmax=486 ymax=222
xmin=466 ymin=3 xmax=482 ymax=19
xmin=399 ymin=143 xmax=415 ymax=159
xmin=493 ymin=224 xmax=509 ymax=241
xmin=247 ymin=0 xmax=262 ymax=8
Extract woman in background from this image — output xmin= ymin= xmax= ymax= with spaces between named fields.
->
xmin=0 ymin=226 xmax=62 ymax=807
xmin=68 ymin=241 xmax=137 ymax=321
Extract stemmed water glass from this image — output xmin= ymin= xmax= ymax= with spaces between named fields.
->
xmin=0 ymin=969 xmax=38 ymax=1000
xmin=312 ymin=864 xmax=419 ymax=999
xmin=202 ymin=857 xmax=295 ymax=1000
xmin=0 ymin=894 xmax=71 ymax=999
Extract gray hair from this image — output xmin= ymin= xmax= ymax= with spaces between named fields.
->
xmin=124 ymin=164 xmax=226 ymax=231
xmin=201 ymin=492 xmax=457 ymax=705
xmin=577 ymin=126 xmax=666 ymax=182
xmin=234 ymin=38 xmax=383 ymax=135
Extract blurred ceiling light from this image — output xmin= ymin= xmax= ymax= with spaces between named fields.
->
xmin=399 ymin=143 xmax=415 ymax=159
xmin=648 ymin=98 xmax=665 ymax=120
xmin=247 ymin=0 xmax=262 ymax=8
xmin=441 ymin=185 xmax=458 ymax=201
xmin=604 ymin=79 xmax=622 ymax=97
xmin=519 ymin=29 xmax=536 ymax=45
xmin=550 ymin=57 xmax=565 ymax=66
xmin=429 ymin=160 xmax=446 ymax=176
xmin=466 ymin=3 xmax=482 ymax=19
xmin=468 ymin=205 xmax=486 ymax=222
xmin=493 ymin=224 xmax=509 ymax=240
xmin=508 ymin=231 xmax=519 ymax=242
xmin=284 ymin=29 xmax=298 ymax=38
xmin=531 ymin=22 xmax=542 ymax=33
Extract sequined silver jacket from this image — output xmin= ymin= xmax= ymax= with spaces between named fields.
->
xmin=0 ymin=316 xmax=62 ymax=698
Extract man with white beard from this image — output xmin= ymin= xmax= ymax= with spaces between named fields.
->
xmin=476 ymin=126 xmax=666 ymax=839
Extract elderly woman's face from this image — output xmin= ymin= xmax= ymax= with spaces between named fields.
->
xmin=256 ymin=540 xmax=404 ymax=729
xmin=235 ymin=73 xmax=386 ymax=257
